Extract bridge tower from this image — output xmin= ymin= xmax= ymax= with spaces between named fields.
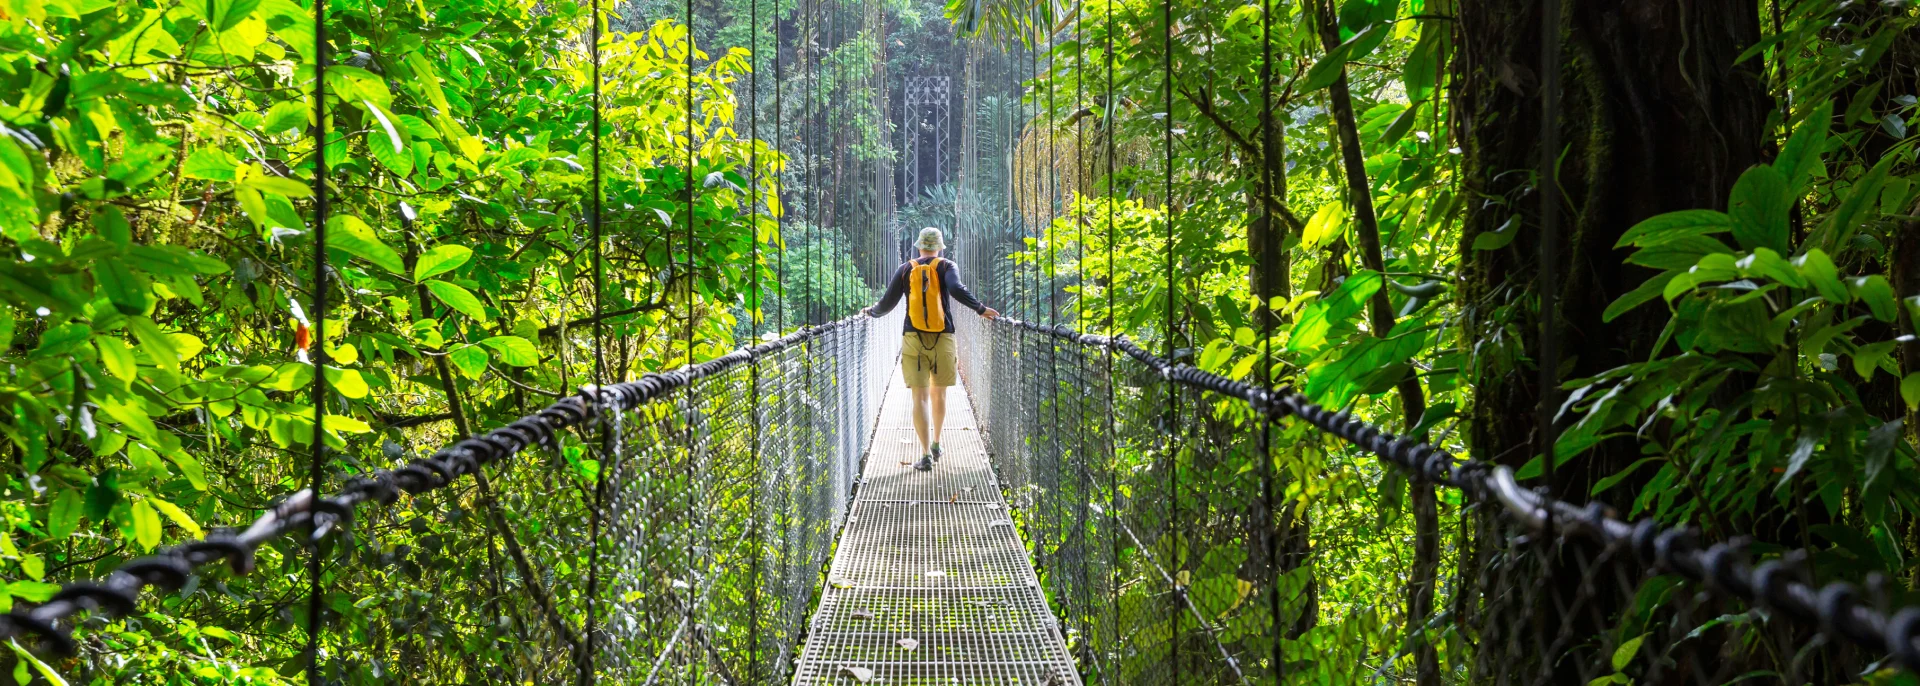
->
xmin=900 ymin=75 xmax=952 ymax=260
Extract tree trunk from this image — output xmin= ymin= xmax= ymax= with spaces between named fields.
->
xmin=1313 ymin=4 xmax=1437 ymax=683
xmin=1453 ymin=0 xmax=1771 ymax=493
xmin=1453 ymin=1 xmax=1770 ymax=682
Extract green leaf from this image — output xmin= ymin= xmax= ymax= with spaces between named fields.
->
xmin=325 ymin=367 xmax=369 ymax=398
xmin=1817 ymin=153 xmax=1894 ymax=252
xmin=126 ymin=245 xmax=229 ymax=275
xmin=181 ymin=149 xmax=240 ymax=182
xmin=148 ymin=497 xmax=202 ymax=537
xmin=130 ymin=499 xmax=161 ymax=550
xmin=1612 ymin=634 xmax=1647 ymax=672
xmin=328 ymin=215 xmax=406 ymax=275
xmin=1603 ymin=270 xmax=1679 ymax=322
xmin=448 ymin=344 xmax=488 ymax=378
xmin=1614 ymin=209 xmax=1734 ymax=248
xmin=1288 ymin=271 xmax=1381 ymax=352
xmin=47 ymin=489 xmax=81 ymax=540
xmin=185 ymin=0 xmax=263 ymax=32
xmin=1728 ymin=165 xmax=1790 ymax=253
xmin=1301 ymin=203 xmax=1347 ymax=250
xmin=425 ymin=280 xmax=486 ymax=320
xmin=263 ymin=98 xmax=309 ymax=134
xmin=128 ymin=316 xmax=180 ymax=371
xmin=7 ymin=638 xmax=65 ymax=686
xmin=414 ymin=245 xmax=473 ymax=281
xmin=1902 ymin=372 xmax=1920 ymax=410
xmin=166 ymin=450 xmax=208 ymax=491
xmin=403 ymin=52 xmax=453 ymax=112
xmin=92 ymin=258 xmax=151 ymax=315
xmin=362 ymin=100 xmax=413 ymax=177
xmin=1793 ymin=249 xmax=1848 ymax=303
xmin=1301 ymin=27 xmax=1376 ymax=92
xmin=322 ymin=415 xmax=372 ymax=434
xmin=1471 ymin=214 xmax=1520 ymax=251
xmin=1401 ymin=22 xmax=1444 ymax=102
xmin=244 ymin=174 xmax=312 ymax=198
xmin=1380 ymin=100 xmax=1421 ymax=146
xmin=1854 ymin=340 xmax=1897 ymax=380
xmin=94 ymin=336 xmax=137 ymax=380
xmin=1848 ymin=274 xmax=1897 ymax=321
xmin=1624 ymin=235 xmax=1732 ymax=270
xmin=478 ymin=335 xmax=539 ymax=366
xmin=1775 ymin=101 xmax=1831 ymax=193
xmin=1734 ymin=248 xmax=1805 ymax=288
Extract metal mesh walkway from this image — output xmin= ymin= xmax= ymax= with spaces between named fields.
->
xmin=792 ymin=377 xmax=1082 ymax=686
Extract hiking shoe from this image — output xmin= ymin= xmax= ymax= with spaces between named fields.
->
xmin=931 ymin=442 xmax=942 ymax=462
xmin=914 ymin=455 xmax=934 ymax=471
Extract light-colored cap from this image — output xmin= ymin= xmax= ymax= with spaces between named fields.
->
xmin=915 ymin=227 xmax=946 ymax=251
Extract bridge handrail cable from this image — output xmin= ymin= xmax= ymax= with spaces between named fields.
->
xmin=988 ymin=315 xmax=1920 ymax=674
xmin=0 ymin=314 xmax=875 ymax=655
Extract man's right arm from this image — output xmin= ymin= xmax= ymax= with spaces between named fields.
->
xmin=864 ymin=266 xmax=907 ymax=317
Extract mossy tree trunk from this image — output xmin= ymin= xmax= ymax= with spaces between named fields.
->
xmin=1453 ymin=0 xmax=1772 ymax=494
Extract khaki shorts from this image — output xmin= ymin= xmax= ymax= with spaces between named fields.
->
xmin=901 ymin=332 xmax=957 ymax=388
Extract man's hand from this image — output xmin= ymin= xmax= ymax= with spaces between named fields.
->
xmin=861 ymin=306 xmax=874 ymax=318
xmin=982 ymin=307 xmax=1000 ymax=320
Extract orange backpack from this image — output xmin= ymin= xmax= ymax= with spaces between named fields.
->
xmin=907 ymin=257 xmax=948 ymax=332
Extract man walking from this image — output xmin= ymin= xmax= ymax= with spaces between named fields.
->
xmin=863 ymin=228 xmax=1000 ymax=471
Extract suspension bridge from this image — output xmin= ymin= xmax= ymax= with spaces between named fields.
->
xmin=10 ymin=0 xmax=1920 ymax=682
xmin=3 ymin=303 xmax=1919 ymax=684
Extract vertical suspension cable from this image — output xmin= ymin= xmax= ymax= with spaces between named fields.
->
xmin=1101 ymin=0 xmax=1119 ymax=672
xmin=580 ymin=2 xmax=606 ymax=681
xmin=746 ymin=0 xmax=764 ymax=676
xmin=682 ymin=0 xmax=700 ymax=667
xmin=304 ymin=0 xmax=329 ymax=680
xmin=1160 ymin=0 xmax=1179 ymax=679
xmin=776 ymin=0 xmax=788 ymax=336
xmin=1070 ymin=0 xmax=1096 ymax=676
xmin=1538 ymin=0 xmax=1563 ymax=489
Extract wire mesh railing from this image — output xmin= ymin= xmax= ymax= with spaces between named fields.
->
xmin=959 ymin=314 xmax=1920 ymax=685
xmin=0 ymin=310 xmax=900 ymax=683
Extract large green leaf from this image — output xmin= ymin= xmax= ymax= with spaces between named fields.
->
xmin=1816 ymin=153 xmax=1894 ymax=252
xmin=186 ymin=0 xmax=263 ymax=33
xmin=1727 ymin=165 xmax=1790 ymax=253
xmin=1775 ymin=101 xmax=1832 ymax=193
xmin=414 ymin=245 xmax=473 ymax=281
xmin=1613 ymin=210 xmax=1733 ymax=248
xmin=1288 ymin=271 xmax=1381 ymax=352
xmin=478 ymin=335 xmax=539 ymax=366
xmin=425 ymin=280 xmax=487 ymax=320
xmin=328 ymin=215 xmax=406 ymax=275
xmin=47 ymin=489 xmax=81 ymax=540
xmin=1301 ymin=26 xmax=1377 ymax=92
xmin=1603 ymin=270 xmax=1679 ymax=322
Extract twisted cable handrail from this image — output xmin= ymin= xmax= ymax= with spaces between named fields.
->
xmin=0 ymin=315 xmax=872 ymax=655
xmin=989 ymin=316 xmax=1920 ymax=673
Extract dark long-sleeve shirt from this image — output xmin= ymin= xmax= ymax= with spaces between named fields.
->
xmin=867 ymin=256 xmax=986 ymax=333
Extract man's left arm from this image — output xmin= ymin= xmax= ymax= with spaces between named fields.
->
xmin=943 ymin=262 xmax=999 ymax=319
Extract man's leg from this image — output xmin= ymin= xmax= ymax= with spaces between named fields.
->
xmin=910 ymin=386 xmax=932 ymax=456
xmin=929 ymin=386 xmax=948 ymax=448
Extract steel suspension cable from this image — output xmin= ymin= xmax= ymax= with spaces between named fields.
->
xmin=1100 ymin=0 xmax=1120 ymax=678
xmin=681 ymin=0 xmax=700 ymax=671
xmin=304 ymin=0 xmax=329 ymax=679
xmin=1160 ymin=0 xmax=1180 ymax=680
xmin=746 ymin=0 xmax=764 ymax=677
xmin=581 ymin=3 xmax=607 ymax=680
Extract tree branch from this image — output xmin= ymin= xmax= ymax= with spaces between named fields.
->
xmin=536 ymin=301 xmax=669 ymax=340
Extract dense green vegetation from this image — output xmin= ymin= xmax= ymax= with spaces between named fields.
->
xmin=959 ymin=0 xmax=1920 ymax=683
xmin=5 ymin=0 xmax=1920 ymax=681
